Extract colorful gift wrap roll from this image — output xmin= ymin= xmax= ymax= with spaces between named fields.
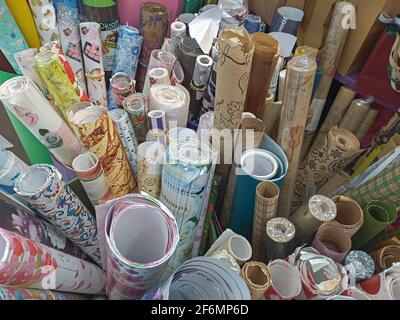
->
xmin=149 ymin=84 xmax=190 ymax=128
xmin=0 ymin=286 xmax=92 ymax=300
xmin=79 ymin=22 xmax=108 ymax=107
xmin=137 ymin=141 xmax=164 ymax=199
xmin=148 ymin=110 xmax=167 ymax=131
xmin=266 ymin=218 xmax=295 ymax=263
xmin=80 ymin=0 xmax=119 ymax=80
xmin=108 ymin=25 xmax=143 ymax=109
xmin=344 ymin=250 xmax=375 ymax=281
xmin=244 ymin=33 xmax=280 ymax=118
xmin=109 ymin=108 xmax=139 ymax=178
xmin=371 ymin=245 xmax=400 ymax=273
xmin=14 ymin=164 xmax=101 ymax=264
xmin=160 ymin=139 xmax=213 ymax=269
xmin=0 ymin=0 xmax=29 ymax=74
xmin=270 ymin=6 xmax=304 ymax=35
xmin=72 ymin=152 xmax=113 ymax=205
xmin=95 ymin=194 xmax=179 ymax=300
xmin=240 ymin=261 xmax=271 ymax=300
xmin=123 ymin=93 xmax=148 ymax=144
xmin=352 ymin=200 xmax=397 ymax=250
xmin=27 ymin=0 xmax=59 ymax=44
xmin=34 ymin=50 xmax=81 ymax=120
xmin=276 ymin=55 xmax=317 ymax=218
xmin=67 ymin=103 xmax=137 ymax=198
xmin=0 ymin=76 xmax=83 ymax=167
xmin=171 ymin=21 xmax=186 ymax=58
xmin=264 ymin=259 xmax=302 ymax=300
xmin=57 ymin=4 xmax=86 ymax=93
xmin=0 ymin=227 xmax=105 ymax=294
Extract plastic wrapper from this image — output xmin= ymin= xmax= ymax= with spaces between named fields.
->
xmin=0 ymin=286 xmax=91 ymax=300
xmin=27 ymin=0 xmax=59 ymax=44
xmin=340 ymin=97 xmax=373 ymax=134
xmin=123 ymin=93 xmax=148 ymax=144
xmin=266 ymin=218 xmax=295 ymax=263
xmin=148 ymin=110 xmax=167 ymax=132
xmin=356 ymin=109 xmax=379 ymax=141
xmin=345 ymin=251 xmax=375 ymax=281
xmin=240 ymin=261 xmax=271 ymax=300
xmin=171 ymin=21 xmax=186 ymax=58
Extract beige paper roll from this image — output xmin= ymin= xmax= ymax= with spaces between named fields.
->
xmin=356 ymin=109 xmax=379 ymax=141
xmin=377 ymin=134 xmax=400 ymax=160
xmin=340 ymin=98 xmax=372 ymax=134
xmin=252 ymin=182 xmax=280 ymax=262
xmin=317 ymin=171 xmax=351 ymax=197
xmin=276 ymin=56 xmax=317 ymax=218
xmin=262 ymin=92 xmax=281 ymax=139
xmin=292 ymin=127 xmax=361 ymax=211
xmin=240 ymin=261 xmax=271 ymax=300
xmin=213 ymin=27 xmax=254 ymax=130
xmin=371 ymin=245 xmax=400 ymax=273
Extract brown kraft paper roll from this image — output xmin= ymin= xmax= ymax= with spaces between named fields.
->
xmin=262 ymin=92 xmax=282 ymax=139
xmin=240 ymin=261 xmax=271 ymax=300
xmin=371 ymin=245 xmax=400 ymax=273
xmin=318 ymin=171 xmax=351 ymax=197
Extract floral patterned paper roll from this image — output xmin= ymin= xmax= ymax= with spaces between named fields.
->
xmin=67 ymin=103 xmax=137 ymax=198
xmin=14 ymin=164 xmax=101 ymax=264
xmin=0 ymin=227 xmax=105 ymax=294
xmin=0 ymin=286 xmax=91 ymax=300
xmin=28 ymin=0 xmax=59 ymax=44
xmin=0 ymin=76 xmax=83 ymax=167
xmin=123 ymin=93 xmax=148 ymax=144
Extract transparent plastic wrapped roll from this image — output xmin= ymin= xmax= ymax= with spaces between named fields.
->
xmin=266 ymin=218 xmax=295 ymax=262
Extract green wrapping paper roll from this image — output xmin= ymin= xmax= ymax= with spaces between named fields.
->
xmin=182 ymin=0 xmax=202 ymax=13
xmin=352 ymin=201 xmax=397 ymax=250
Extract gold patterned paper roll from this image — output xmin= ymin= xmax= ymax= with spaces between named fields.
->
xmin=67 ymin=103 xmax=137 ymax=198
xmin=240 ymin=261 xmax=271 ymax=300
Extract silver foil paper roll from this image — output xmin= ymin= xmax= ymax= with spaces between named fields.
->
xmin=345 ymin=251 xmax=375 ymax=281
xmin=266 ymin=218 xmax=295 ymax=262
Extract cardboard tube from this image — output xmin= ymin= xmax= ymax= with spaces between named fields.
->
xmin=240 ymin=261 xmax=271 ymax=300
xmin=371 ymin=245 xmax=400 ymax=273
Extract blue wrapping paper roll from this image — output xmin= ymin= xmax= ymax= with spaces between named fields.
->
xmin=228 ymin=134 xmax=288 ymax=240
xmin=108 ymin=25 xmax=143 ymax=109
xmin=0 ymin=0 xmax=29 ymax=74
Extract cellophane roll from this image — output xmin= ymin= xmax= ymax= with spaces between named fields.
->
xmin=340 ymin=98 xmax=372 ymax=134
xmin=275 ymin=56 xmax=317 ymax=218
xmin=110 ymin=72 xmax=136 ymax=109
xmin=108 ymin=25 xmax=143 ymax=109
xmin=0 ymin=76 xmax=82 ymax=167
xmin=14 ymin=164 xmax=101 ymax=264
xmin=57 ymin=4 xmax=86 ymax=93
xmin=240 ymin=261 xmax=271 ymax=300
xmin=97 ymin=194 xmax=178 ymax=300
xmin=318 ymin=171 xmax=350 ymax=197
xmin=34 ymin=50 xmax=81 ymax=120
xmin=149 ymin=84 xmax=190 ymax=128
xmin=0 ymin=227 xmax=105 ymax=294
xmin=160 ymin=139 xmax=213 ymax=270
xmin=72 ymin=152 xmax=113 ymax=205
xmin=137 ymin=141 xmax=164 ymax=199
xmin=27 ymin=0 xmax=59 ymax=44
xmin=79 ymin=22 xmax=108 ymax=107
xmin=171 ymin=21 xmax=186 ymax=58
xmin=356 ymin=109 xmax=379 ymax=141
xmin=0 ymin=0 xmax=29 ymax=74
xmin=109 ymin=108 xmax=139 ymax=178
xmin=244 ymin=33 xmax=279 ymax=117
xmin=252 ymin=181 xmax=280 ymax=262
xmin=0 ymin=286 xmax=92 ymax=300
xmin=293 ymin=127 xmax=361 ymax=211
xmin=123 ymin=93 xmax=148 ymax=144
xmin=214 ymin=27 xmax=254 ymax=130
xmin=371 ymin=245 xmax=400 ymax=273
xmin=68 ymin=103 xmax=137 ymax=198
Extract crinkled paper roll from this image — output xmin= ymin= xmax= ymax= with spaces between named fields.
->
xmin=0 ymin=227 xmax=105 ymax=294
xmin=0 ymin=76 xmax=82 ymax=167
xmin=240 ymin=261 xmax=271 ymax=300
xmin=0 ymin=286 xmax=90 ymax=300
xmin=14 ymin=164 xmax=101 ymax=263
xmin=123 ymin=93 xmax=148 ymax=144
xmin=67 ymin=103 xmax=137 ymax=198
xmin=213 ymin=27 xmax=254 ymax=130
xmin=160 ymin=139 xmax=213 ymax=270
xmin=244 ymin=33 xmax=279 ymax=118
xmin=72 ymin=152 xmax=112 ymax=205
xmin=95 ymin=194 xmax=179 ymax=300
xmin=79 ymin=22 xmax=108 ymax=107
xmin=276 ymin=56 xmax=317 ymax=218
xmin=27 ymin=0 xmax=59 ymax=44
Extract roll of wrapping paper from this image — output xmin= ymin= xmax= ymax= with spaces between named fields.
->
xmin=303 ymin=2 xmax=353 ymax=155
xmin=146 ymin=68 xmax=172 ymax=96
xmin=27 ymin=0 xmax=59 ymax=44
xmin=79 ymin=22 xmax=108 ymax=107
xmin=110 ymin=72 xmax=136 ymax=109
xmin=146 ymin=129 xmax=168 ymax=146
xmin=137 ymin=141 xmax=164 ymax=199
xmin=72 ymin=152 xmax=113 ymax=205
xmin=14 ymin=164 xmax=101 ymax=264
xmin=177 ymin=36 xmax=203 ymax=90
xmin=0 ymin=286 xmax=91 ymax=300
xmin=200 ymin=62 xmax=217 ymax=116
xmin=266 ymin=218 xmax=295 ymax=262
xmin=244 ymin=14 xmax=262 ymax=35
xmin=67 ymin=103 xmax=136 ymax=197
xmin=34 ymin=50 xmax=81 ymax=120
xmin=352 ymin=200 xmax=397 ymax=250
xmin=0 ymin=76 xmax=83 ymax=167
xmin=149 ymin=84 xmax=190 ymax=128
xmin=182 ymin=0 xmax=202 ymax=13
xmin=294 ymin=46 xmax=319 ymax=61
xmin=293 ymin=127 xmax=361 ymax=211
xmin=160 ymin=139 xmax=213 ymax=269
xmin=57 ymin=5 xmax=86 ymax=93
xmin=371 ymin=245 xmax=400 ymax=273
xmin=275 ymin=55 xmax=317 ymax=219
xmin=108 ymin=25 xmax=143 ymax=109
xmin=324 ymin=195 xmax=364 ymax=237
xmin=240 ymin=261 xmax=271 ymax=300
xmin=0 ymin=0 xmax=29 ymax=74
xmin=251 ymin=181 xmax=280 ymax=262
xmin=356 ymin=109 xmax=379 ymax=141
xmin=123 ymin=93 xmax=148 ymax=144
xmin=290 ymin=195 xmax=337 ymax=244
xmin=0 ymin=227 xmax=105 ymax=294
xmin=312 ymin=224 xmax=352 ymax=263
xmin=318 ymin=171 xmax=351 ymax=197
xmin=171 ymin=21 xmax=186 ymax=58
xmin=244 ymin=33 xmax=279 ymax=118
xmin=148 ymin=110 xmax=167 ymax=131
xmin=262 ymin=92 xmax=281 ymax=138
xmin=80 ymin=0 xmax=119 ymax=80
xmin=340 ymin=98 xmax=373 ymax=134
